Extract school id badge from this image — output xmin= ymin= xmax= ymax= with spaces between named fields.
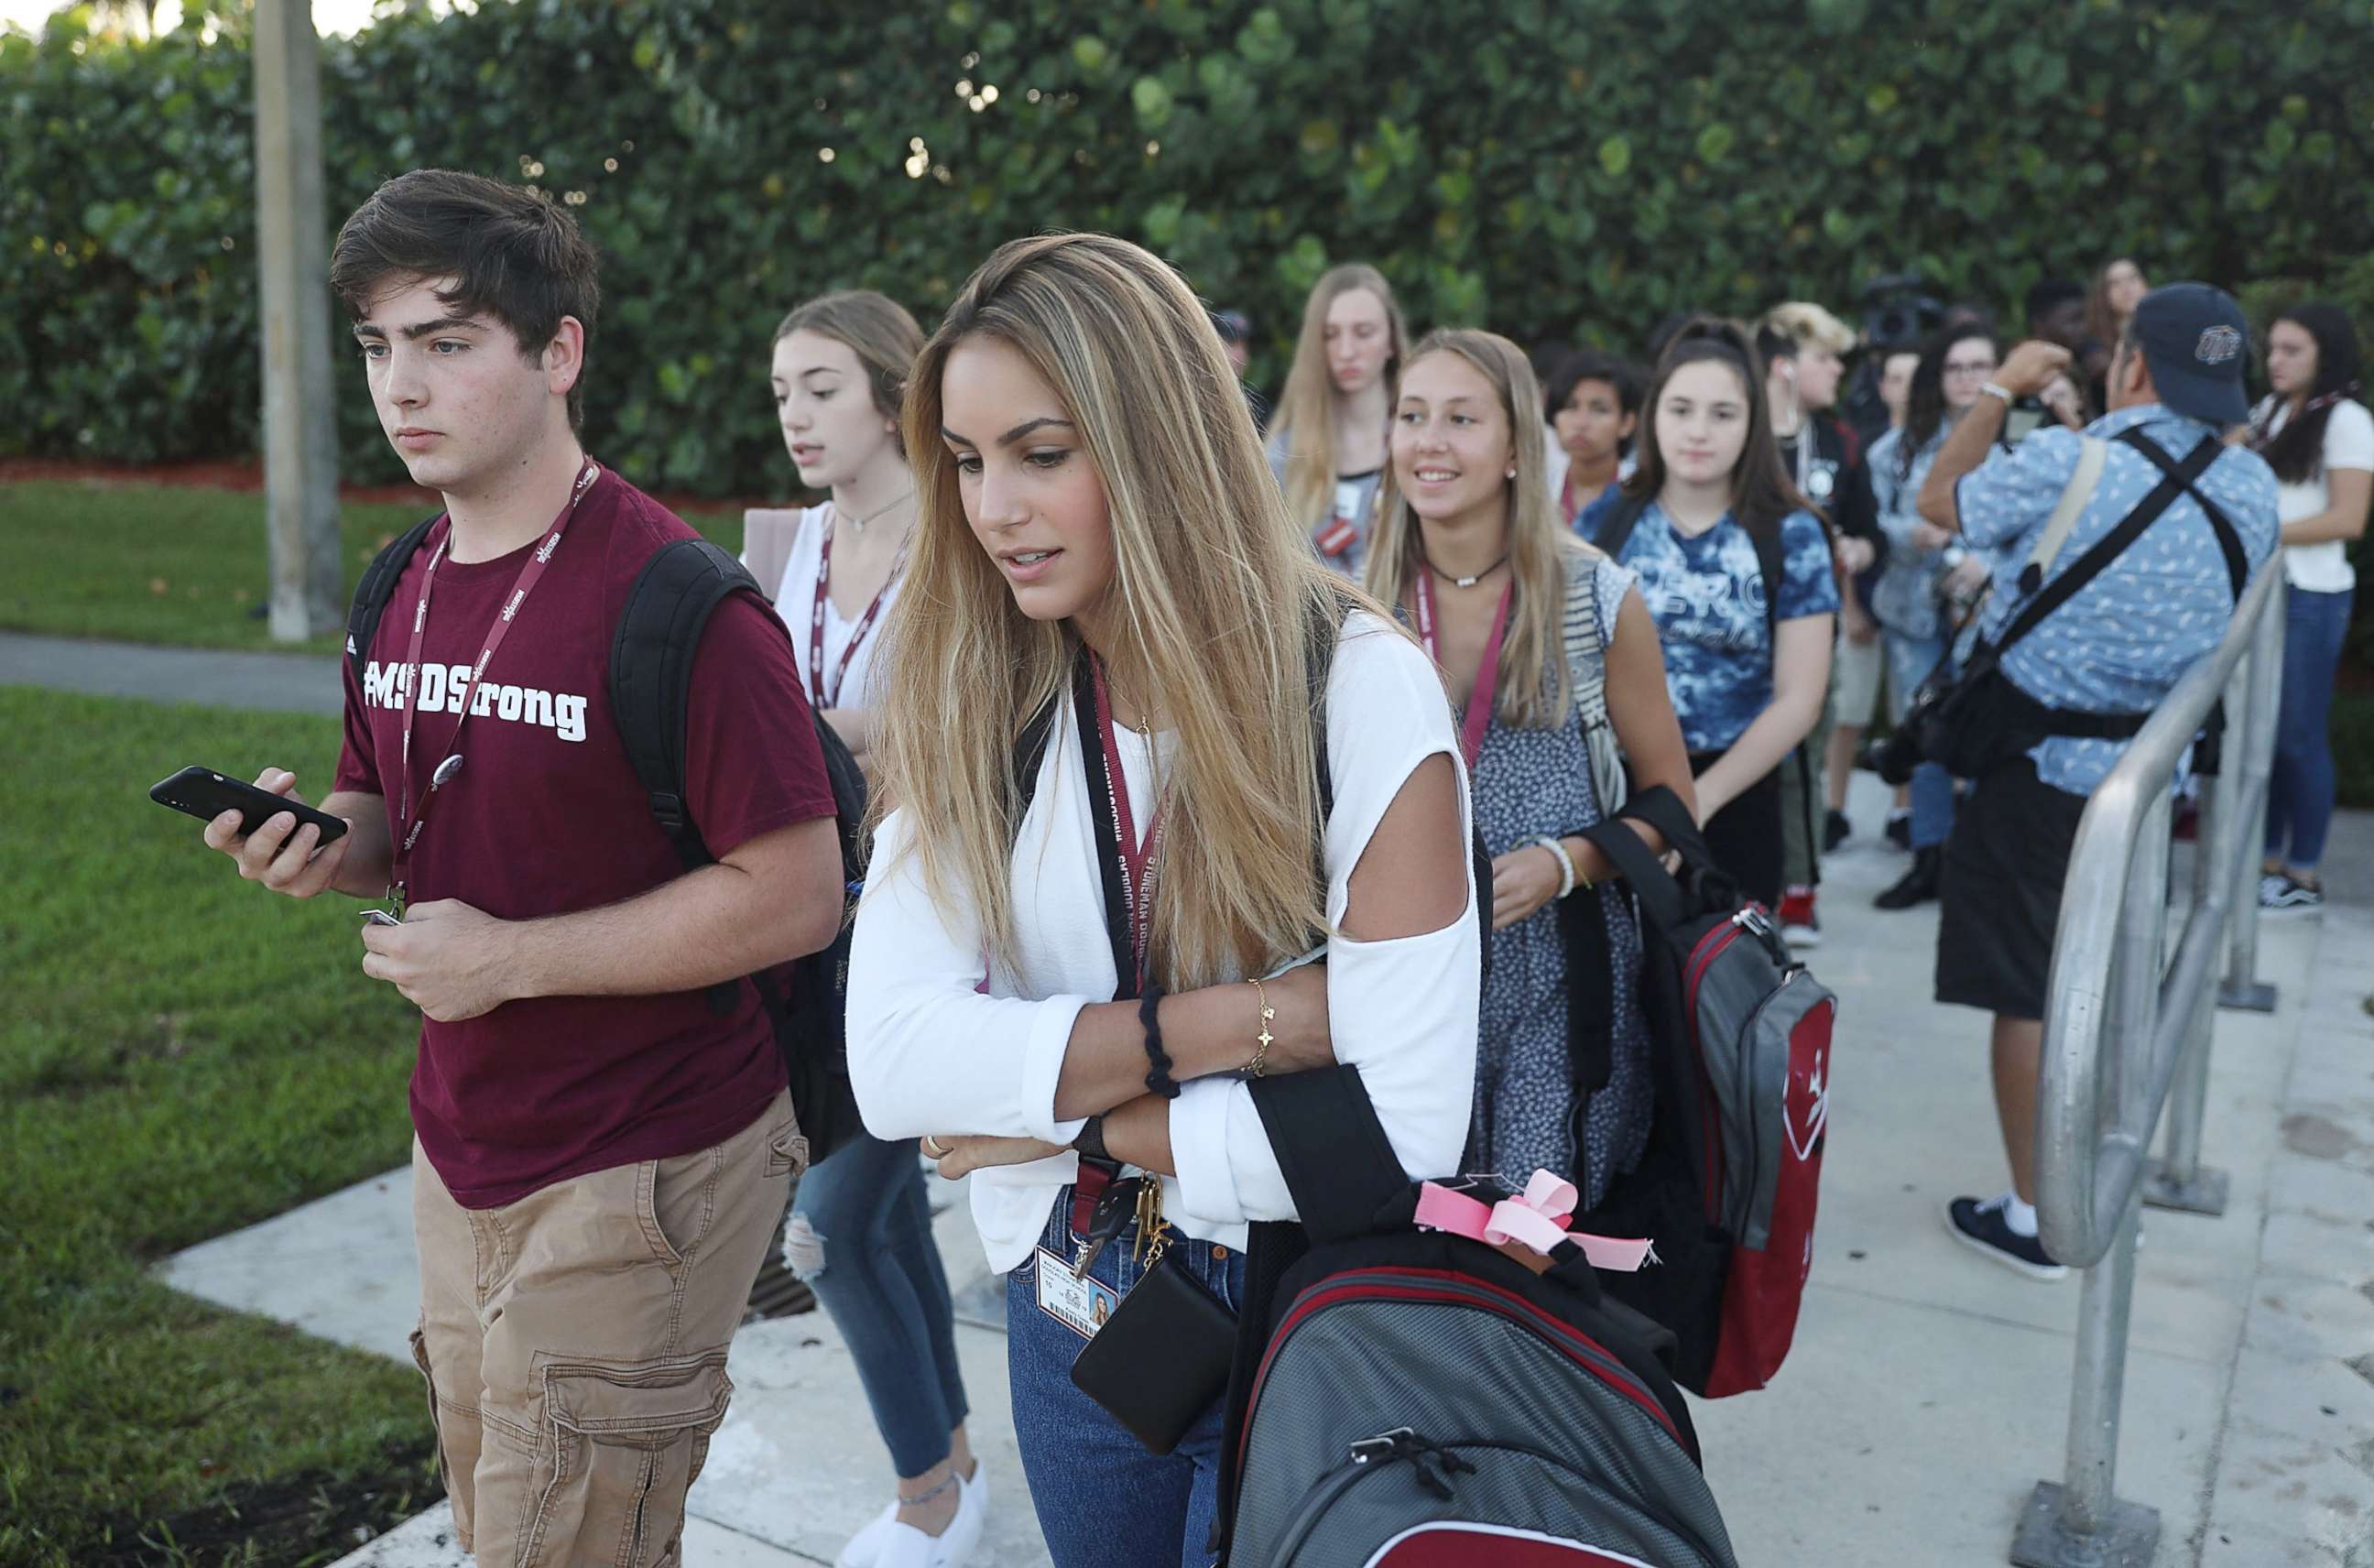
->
xmin=1033 ymin=1247 xmax=1120 ymax=1338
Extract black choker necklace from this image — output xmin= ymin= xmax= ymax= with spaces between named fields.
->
xmin=1422 ymin=550 xmax=1510 ymax=590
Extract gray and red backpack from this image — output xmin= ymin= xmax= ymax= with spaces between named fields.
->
xmin=1216 ymin=1067 xmax=1738 ymax=1567
xmin=1576 ymin=785 xmax=1839 ymax=1399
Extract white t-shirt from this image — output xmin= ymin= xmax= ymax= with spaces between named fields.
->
xmin=844 ymin=612 xmax=1481 ymax=1272
xmin=2252 ymin=395 xmax=2374 ymax=593
xmin=760 ymin=504 xmax=907 ymax=712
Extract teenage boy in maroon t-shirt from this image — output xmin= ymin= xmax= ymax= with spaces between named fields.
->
xmin=195 ymin=169 xmax=844 ymax=1563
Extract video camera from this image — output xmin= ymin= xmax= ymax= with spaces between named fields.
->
xmin=1857 ymin=271 xmax=1944 ymax=354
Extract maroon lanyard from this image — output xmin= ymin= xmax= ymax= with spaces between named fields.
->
xmin=1414 ymin=569 xmax=1513 ymax=771
xmin=387 ymin=460 xmax=599 ymax=912
xmin=806 ymin=511 xmax=909 ymax=711
xmin=1089 ymin=656 xmax=1162 ymax=985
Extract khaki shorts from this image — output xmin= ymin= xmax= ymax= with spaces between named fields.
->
xmin=1834 ymin=630 xmax=1886 ymax=730
xmin=409 ymin=1091 xmax=804 ymax=1567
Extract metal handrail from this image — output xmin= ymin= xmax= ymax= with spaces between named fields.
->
xmin=2035 ymin=559 xmax=2281 ymax=1263
xmin=2015 ymin=557 xmax=2284 ymax=1567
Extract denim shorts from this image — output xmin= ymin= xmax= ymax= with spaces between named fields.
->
xmin=1005 ymin=1187 xmax=1247 ymax=1568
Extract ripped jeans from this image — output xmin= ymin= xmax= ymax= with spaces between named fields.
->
xmin=785 ymin=1127 xmax=970 ymax=1477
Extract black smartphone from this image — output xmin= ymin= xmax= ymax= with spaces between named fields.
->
xmin=149 ymin=766 xmax=350 ymax=844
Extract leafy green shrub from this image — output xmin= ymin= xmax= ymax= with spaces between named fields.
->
xmin=5 ymin=0 xmax=2372 ymax=499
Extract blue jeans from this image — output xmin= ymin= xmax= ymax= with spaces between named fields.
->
xmin=1884 ymin=628 xmax=1958 ymax=851
xmin=1006 ymin=1191 xmax=1247 ymax=1568
xmin=786 ymin=1129 xmax=968 ymax=1477
xmin=2265 ymin=583 xmax=2354 ymax=871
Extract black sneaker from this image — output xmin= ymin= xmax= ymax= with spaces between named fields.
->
xmin=1885 ymin=810 xmax=1912 ymax=851
xmin=1823 ymin=809 xmax=1851 ymax=854
xmin=1944 ymin=1195 xmax=2067 ymax=1280
xmin=1875 ymin=846 xmax=1943 ymax=910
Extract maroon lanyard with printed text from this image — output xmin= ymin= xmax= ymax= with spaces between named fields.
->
xmin=807 ymin=511 xmax=910 ymax=711
xmin=1413 ymin=568 xmax=1513 ymax=771
xmin=386 ymin=460 xmax=599 ymax=913
xmin=1090 ymin=657 xmax=1162 ymax=987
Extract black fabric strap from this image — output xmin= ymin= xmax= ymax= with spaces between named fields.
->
xmin=1011 ymin=688 xmax=1062 ymax=833
xmin=609 ymin=539 xmax=784 ymax=1015
xmin=343 ymin=513 xmax=441 ymax=685
xmin=1749 ymin=522 xmax=1784 ymax=635
xmin=1990 ymin=431 xmax=2225 ymax=659
xmin=2113 ymin=429 xmax=2250 ymax=600
xmin=1245 ymin=1065 xmax=1410 ymax=1247
xmin=1574 ymin=797 xmax=1690 ymax=936
xmin=1589 ymin=492 xmax=1651 ymax=561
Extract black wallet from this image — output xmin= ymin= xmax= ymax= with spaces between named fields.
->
xmin=1068 ymin=1250 xmax=1237 ymax=1454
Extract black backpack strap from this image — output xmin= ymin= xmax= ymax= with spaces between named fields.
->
xmin=610 ymin=539 xmax=772 ymax=869
xmin=1577 ymin=806 xmax=1691 ymax=935
xmin=1011 ymin=691 xmax=1062 ymax=829
xmin=344 ymin=513 xmax=441 ymax=681
xmin=1246 ymin=1065 xmax=1411 ymax=1247
xmin=2114 ymin=429 xmax=2251 ymax=600
xmin=1991 ymin=431 xmax=2226 ymax=659
xmin=611 ymin=539 xmax=783 ymax=1014
xmin=1589 ymin=492 xmax=1651 ymax=561
xmin=1751 ymin=520 xmax=1785 ymax=636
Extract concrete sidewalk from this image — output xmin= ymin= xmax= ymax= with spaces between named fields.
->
xmin=0 ymin=628 xmax=344 ymax=714
xmin=152 ymin=772 xmax=2372 ymax=1566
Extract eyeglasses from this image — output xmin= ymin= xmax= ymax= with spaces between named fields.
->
xmin=1944 ymin=361 xmax=1998 ymax=377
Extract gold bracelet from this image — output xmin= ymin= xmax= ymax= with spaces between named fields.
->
xmin=1247 ymin=976 xmax=1277 ymax=1077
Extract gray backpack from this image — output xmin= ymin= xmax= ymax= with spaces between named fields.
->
xmin=1217 ymin=1069 xmax=1738 ymax=1567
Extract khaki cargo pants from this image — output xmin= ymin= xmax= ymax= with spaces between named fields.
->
xmin=408 ymin=1091 xmax=805 ymax=1567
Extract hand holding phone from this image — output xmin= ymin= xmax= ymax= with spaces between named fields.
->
xmin=161 ymin=766 xmax=355 ymax=900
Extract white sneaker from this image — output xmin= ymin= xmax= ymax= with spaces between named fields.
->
xmin=941 ymin=1464 xmax=989 ymax=1564
xmin=859 ymin=1466 xmax=988 ymax=1568
xmin=834 ymin=1501 xmax=899 ymax=1568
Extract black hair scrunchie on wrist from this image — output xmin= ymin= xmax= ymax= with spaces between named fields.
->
xmin=1139 ymin=985 xmax=1180 ymax=1099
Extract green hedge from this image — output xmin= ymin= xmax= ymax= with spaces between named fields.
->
xmin=6 ymin=0 xmax=2373 ymax=502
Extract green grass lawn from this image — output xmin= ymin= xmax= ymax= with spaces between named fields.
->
xmin=0 ymin=479 xmax=745 ymax=655
xmin=0 ymin=688 xmax=438 ymax=1565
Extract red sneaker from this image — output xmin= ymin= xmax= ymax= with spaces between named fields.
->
xmin=1778 ymin=885 xmax=1820 ymax=950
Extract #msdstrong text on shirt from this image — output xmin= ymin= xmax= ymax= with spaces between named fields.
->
xmin=360 ymin=659 xmax=591 ymax=744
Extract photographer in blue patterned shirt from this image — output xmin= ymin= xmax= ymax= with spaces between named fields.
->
xmin=1913 ymin=284 xmax=2280 ymax=1279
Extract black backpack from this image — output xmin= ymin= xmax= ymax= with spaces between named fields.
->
xmin=345 ymin=523 xmax=869 ymax=1163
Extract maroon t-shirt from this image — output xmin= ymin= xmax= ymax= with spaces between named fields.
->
xmin=334 ymin=470 xmax=835 ymax=1208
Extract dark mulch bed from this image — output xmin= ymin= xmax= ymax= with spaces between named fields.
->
xmin=86 ymin=1440 xmax=442 ymax=1568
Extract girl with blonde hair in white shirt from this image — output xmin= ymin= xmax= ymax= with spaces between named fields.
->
xmin=846 ymin=232 xmax=1478 ymax=1567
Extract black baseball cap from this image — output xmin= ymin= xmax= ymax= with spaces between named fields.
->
xmin=2130 ymin=283 xmax=2250 ymax=426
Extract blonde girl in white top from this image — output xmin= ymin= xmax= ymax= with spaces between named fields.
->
xmin=845 ymin=234 xmax=1477 ymax=1568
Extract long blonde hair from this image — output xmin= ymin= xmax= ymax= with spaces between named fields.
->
xmin=1265 ymin=263 xmax=1409 ymax=532
xmin=871 ymin=233 xmax=1379 ymax=991
xmin=1365 ymin=328 xmax=1585 ymax=731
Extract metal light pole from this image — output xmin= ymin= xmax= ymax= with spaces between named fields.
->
xmin=253 ymin=0 xmax=342 ymax=641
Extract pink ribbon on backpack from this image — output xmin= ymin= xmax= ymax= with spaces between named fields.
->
xmin=1413 ymin=1170 xmax=1654 ymax=1273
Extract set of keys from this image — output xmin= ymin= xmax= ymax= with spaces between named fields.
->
xmin=1070 ymin=1173 xmax=1174 ymax=1279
